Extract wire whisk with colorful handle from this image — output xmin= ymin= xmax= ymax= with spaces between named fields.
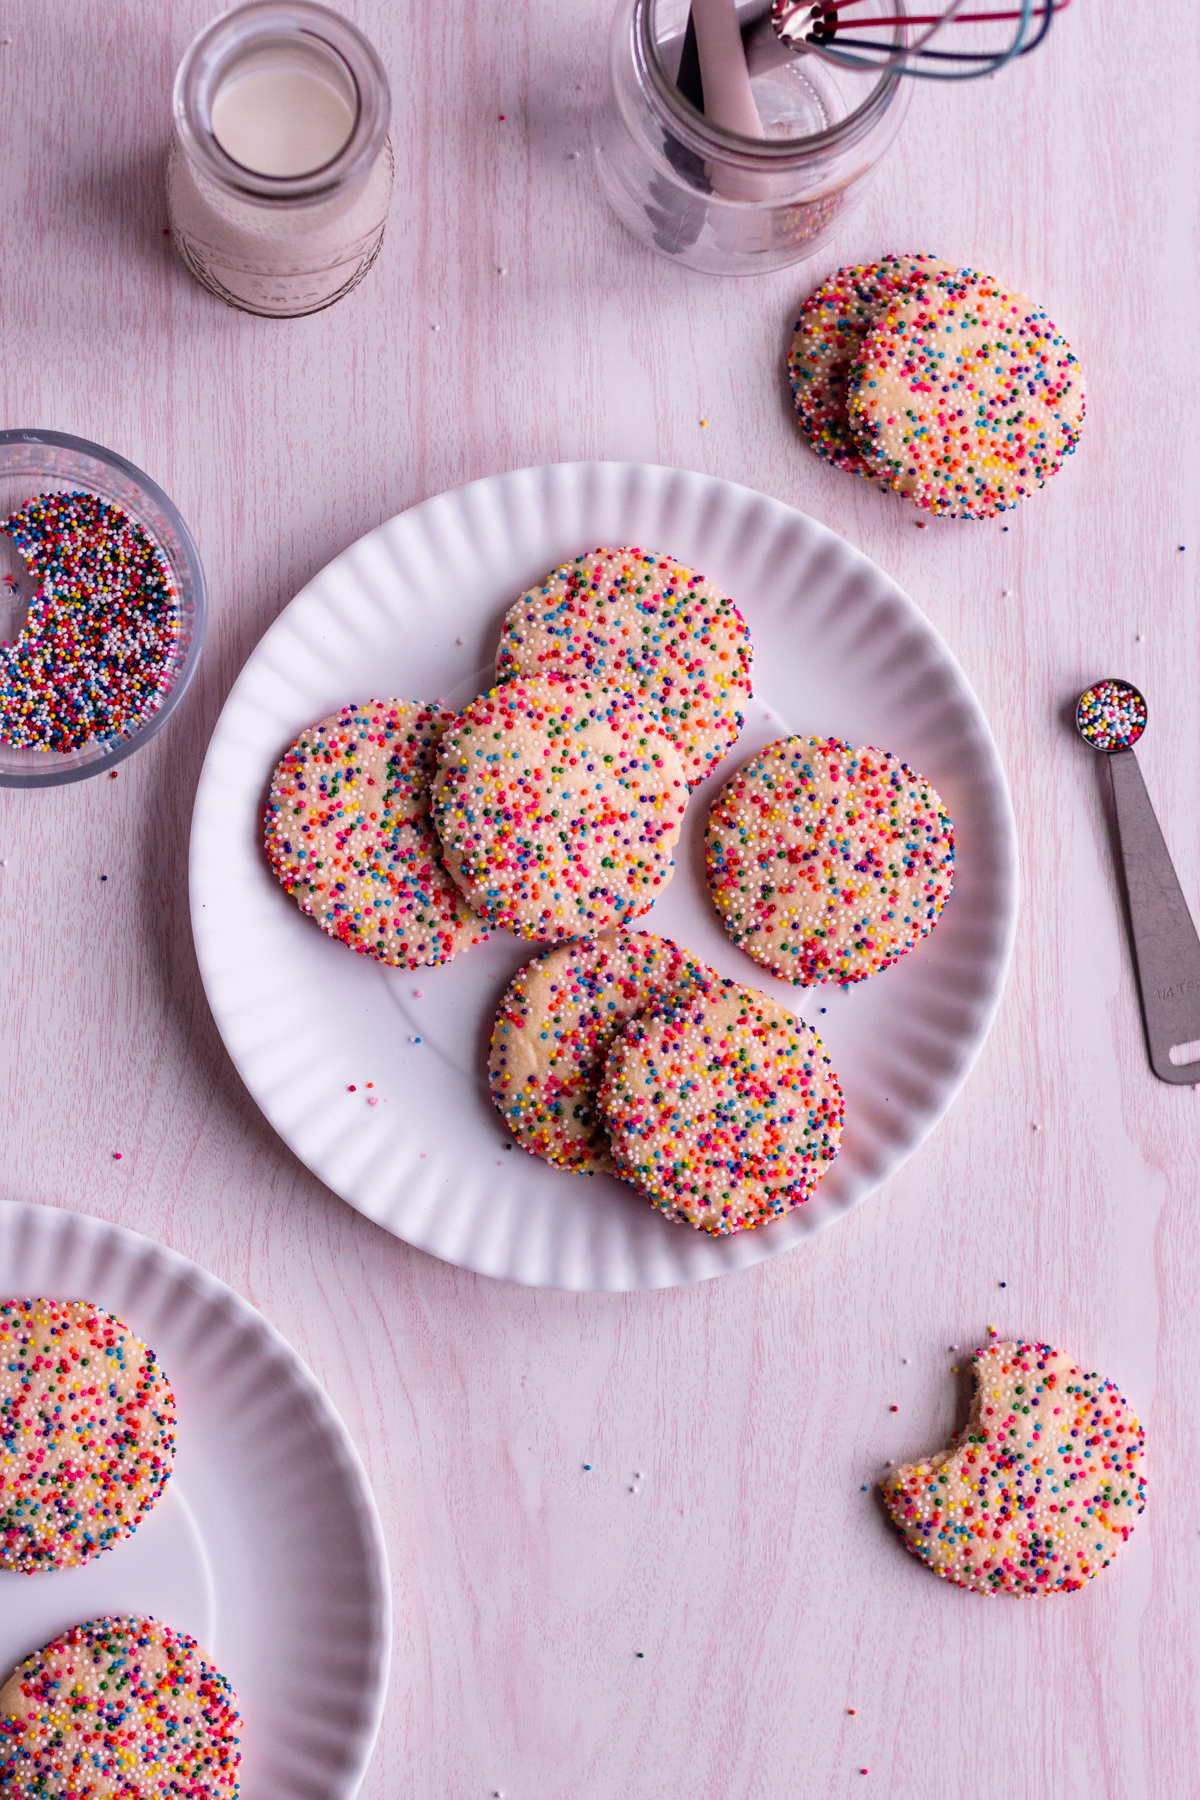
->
xmin=768 ymin=0 xmax=1071 ymax=78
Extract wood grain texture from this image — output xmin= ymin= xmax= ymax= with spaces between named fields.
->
xmin=0 ymin=3 xmax=1197 ymax=1796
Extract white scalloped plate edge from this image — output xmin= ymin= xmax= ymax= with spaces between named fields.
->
xmin=0 ymin=1201 xmax=392 ymax=1800
xmin=190 ymin=461 xmax=1019 ymax=1291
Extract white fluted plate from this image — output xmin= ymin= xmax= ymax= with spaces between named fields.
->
xmin=0 ymin=1202 xmax=391 ymax=1800
xmin=190 ymin=462 xmax=1018 ymax=1291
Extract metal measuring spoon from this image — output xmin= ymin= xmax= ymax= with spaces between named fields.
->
xmin=1077 ymin=678 xmax=1200 ymax=1083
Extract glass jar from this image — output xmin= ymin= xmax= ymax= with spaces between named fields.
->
xmin=592 ymin=0 xmax=910 ymax=276
xmin=167 ymin=1 xmax=393 ymax=318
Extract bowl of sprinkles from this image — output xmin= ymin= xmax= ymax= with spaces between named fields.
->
xmin=0 ymin=429 xmax=206 ymax=787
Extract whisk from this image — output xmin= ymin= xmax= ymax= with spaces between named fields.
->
xmin=768 ymin=0 xmax=1070 ymax=79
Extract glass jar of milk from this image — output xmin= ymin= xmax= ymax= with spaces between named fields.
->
xmin=168 ymin=1 xmax=393 ymax=318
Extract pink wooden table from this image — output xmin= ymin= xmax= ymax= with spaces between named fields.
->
xmin=2 ymin=5 xmax=1196 ymax=1796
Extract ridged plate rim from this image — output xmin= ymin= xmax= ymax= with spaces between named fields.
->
xmin=0 ymin=1201 xmax=392 ymax=1800
xmin=189 ymin=461 xmax=1019 ymax=1291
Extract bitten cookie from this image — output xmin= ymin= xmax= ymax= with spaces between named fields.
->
xmin=0 ymin=1616 xmax=241 ymax=1798
xmin=489 ymin=931 xmax=713 ymax=1174
xmin=705 ymin=735 xmax=954 ymax=986
xmin=880 ymin=1340 xmax=1147 ymax=1597
xmin=597 ymin=979 xmax=843 ymax=1234
xmin=0 ymin=1299 xmax=176 ymax=1573
xmin=431 ymin=675 xmax=688 ymax=940
xmin=494 ymin=547 xmax=752 ymax=786
xmin=847 ymin=270 xmax=1086 ymax=518
xmin=264 ymin=698 xmax=487 ymax=969
xmin=788 ymin=254 xmax=961 ymax=475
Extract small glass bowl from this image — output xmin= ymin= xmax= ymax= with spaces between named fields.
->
xmin=0 ymin=430 xmax=207 ymax=788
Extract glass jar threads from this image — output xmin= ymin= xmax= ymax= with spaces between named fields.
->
xmin=167 ymin=1 xmax=394 ymax=318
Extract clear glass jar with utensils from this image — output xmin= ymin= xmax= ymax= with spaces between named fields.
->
xmin=592 ymin=0 xmax=910 ymax=275
xmin=167 ymin=0 xmax=393 ymax=318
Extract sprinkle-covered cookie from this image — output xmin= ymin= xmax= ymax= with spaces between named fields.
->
xmin=880 ymin=1340 xmax=1147 ymax=1597
xmin=705 ymin=736 xmax=954 ymax=987
xmin=0 ymin=1299 xmax=176 ymax=1573
xmin=788 ymin=254 xmax=961 ymax=475
xmin=597 ymin=979 xmax=843 ymax=1234
xmin=847 ymin=271 xmax=1086 ymax=518
xmin=264 ymin=699 xmax=487 ymax=969
xmin=489 ymin=931 xmax=714 ymax=1174
xmin=431 ymin=675 xmax=688 ymax=940
xmin=0 ymin=1616 xmax=241 ymax=1797
xmin=494 ymin=547 xmax=752 ymax=786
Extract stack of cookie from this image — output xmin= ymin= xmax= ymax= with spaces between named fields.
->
xmin=489 ymin=931 xmax=844 ymax=1237
xmin=263 ymin=546 xmax=753 ymax=967
xmin=262 ymin=545 xmax=957 ymax=1239
xmin=430 ymin=547 xmax=753 ymax=941
xmin=431 ymin=550 xmax=843 ymax=1238
xmin=788 ymin=254 xmax=1086 ymax=519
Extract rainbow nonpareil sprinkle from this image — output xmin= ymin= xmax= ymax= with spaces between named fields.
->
xmin=880 ymin=1340 xmax=1146 ymax=1596
xmin=489 ymin=930 xmax=714 ymax=1174
xmin=597 ymin=978 xmax=843 ymax=1234
xmin=1076 ymin=679 xmax=1147 ymax=751
xmin=705 ymin=736 xmax=955 ymax=988
xmin=0 ymin=1616 xmax=240 ymax=1798
xmin=0 ymin=492 xmax=179 ymax=753
xmin=0 ymin=1299 xmax=176 ymax=1572
xmin=431 ymin=675 xmax=688 ymax=941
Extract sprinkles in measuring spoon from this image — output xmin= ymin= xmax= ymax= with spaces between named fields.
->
xmin=1075 ymin=679 xmax=1147 ymax=752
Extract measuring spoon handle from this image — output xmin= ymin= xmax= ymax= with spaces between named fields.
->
xmin=1109 ymin=749 xmax=1200 ymax=1083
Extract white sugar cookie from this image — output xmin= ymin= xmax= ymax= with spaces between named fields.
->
xmin=597 ymin=979 xmax=843 ymax=1234
xmin=0 ymin=1299 xmax=175 ymax=1573
xmin=264 ymin=698 xmax=487 ymax=969
xmin=489 ymin=931 xmax=714 ymax=1174
xmin=847 ymin=271 xmax=1085 ymax=518
xmin=431 ymin=676 xmax=688 ymax=941
xmin=705 ymin=735 xmax=954 ymax=986
xmin=494 ymin=547 xmax=752 ymax=786
xmin=0 ymin=1616 xmax=240 ymax=1797
xmin=881 ymin=1340 xmax=1147 ymax=1596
